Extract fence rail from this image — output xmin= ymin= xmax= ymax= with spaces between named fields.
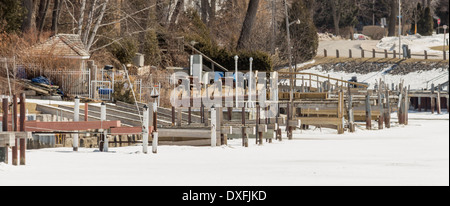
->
xmin=321 ymin=48 xmax=449 ymax=60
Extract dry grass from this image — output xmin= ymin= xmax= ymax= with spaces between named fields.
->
xmin=430 ymin=46 xmax=449 ymax=51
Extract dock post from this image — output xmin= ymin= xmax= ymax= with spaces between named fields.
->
xmin=378 ymin=85 xmax=384 ymax=130
xmin=431 ymin=96 xmax=436 ymax=114
xmin=211 ymin=106 xmax=216 ymax=147
xmin=365 ymin=91 xmax=372 ymax=130
xmin=142 ymin=105 xmax=149 ymax=154
xmin=171 ymin=106 xmax=175 ymax=126
xmin=84 ymin=103 xmax=89 ymax=121
xmin=404 ymin=87 xmax=409 ymax=125
xmin=384 ymin=88 xmax=391 ymax=128
xmin=417 ymin=97 xmax=422 ymax=112
xmin=1 ymin=98 xmax=8 ymax=164
xmin=347 ymin=84 xmax=355 ymax=132
xmin=19 ymin=93 xmax=26 ymax=165
xmin=338 ymin=91 xmax=344 ymax=134
xmin=73 ymin=96 xmax=80 ymax=151
xmin=99 ymin=102 xmax=105 ymax=152
xmin=152 ymin=101 xmax=158 ymax=153
xmin=152 ymin=132 xmax=158 ymax=154
xmin=437 ymin=85 xmax=442 ymax=114
xmin=12 ymin=95 xmax=18 ymax=165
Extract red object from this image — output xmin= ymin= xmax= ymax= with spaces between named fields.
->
xmin=438 ymin=19 xmax=441 ymax=26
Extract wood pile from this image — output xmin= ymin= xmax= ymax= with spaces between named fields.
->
xmin=18 ymin=79 xmax=60 ymax=96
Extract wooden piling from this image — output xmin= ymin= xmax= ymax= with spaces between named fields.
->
xmin=19 ymin=93 xmax=26 ymax=165
xmin=349 ymin=49 xmax=352 ymax=58
xmin=424 ymin=50 xmax=428 ymax=59
xmin=1 ymin=98 xmax=8 ymax=164
xmin=393 ymin=50 xmax=396 ymax=58
xmin=378 ymin=82 xmax=384 ymax=130
xmin=365 ymin=91 xmax=372 ymax=130
xmin=418 ymin=97 xmax=422 ymax=112
xmin=324 ymin=49 xmax=327 ymax=57
xmin=384 ymin=86 xmax=391 ymax=128
xmin=242 ymin=107 xmax=247 ymax=147
xmin=337 ymin=91 xmax=344 ymax=134
xmin=84 ymin=103 xmax=89 ymax=121
xmin=171 ymin=106 xmax=175 ymax=126
xmin=188 ymin=107 xmax=192 ymax=125
xmin=373 ymin=49 xmax=376 ymax=58
xmin=384 ymin=49 xmax=388 ymax=58
xmin=347 ymin=84 xmax=355 ymax=132
xmin=437 ymin=85 xmax=442 ymax=114
xmin=176 ymin=108 xmax=182 ymax=127
xmin=431 ymin=96 xmax=436 ymax=114
xmin=2 ymin=98 xmax=8 ymax=132
xmin=12 ymin=95 xmax=18 ymax=165
xmin=336 ymin=49 xmax=340 ymax=58
xmin=404 ymin=87 xmax=409 ymax=125
xmin=361 ymin=49 xmax=365 ymax=58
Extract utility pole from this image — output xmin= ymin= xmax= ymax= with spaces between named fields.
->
xmin=271 ymin=0 xmax=276 ymax=55
xmin=398 ymin=0 xmax=402 ymax=59
xmin=284 ymin=0 xmax=294 ymax=118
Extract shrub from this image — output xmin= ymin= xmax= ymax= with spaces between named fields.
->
xmin=362 ymin=26 xmax=387 ymax=40
xmin=109 ymin=37 xmax=138 ymax=65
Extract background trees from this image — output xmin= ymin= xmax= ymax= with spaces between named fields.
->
xmin=1 ymin=0 xmax=448 ymax=70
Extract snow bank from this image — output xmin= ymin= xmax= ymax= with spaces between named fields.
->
xmin=377 ymin=34 xmax=448 ymax=54
xmin=300 ymin=65 xmax=448 ymax=90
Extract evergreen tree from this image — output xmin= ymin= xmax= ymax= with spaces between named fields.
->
xmin=0 ymin=0 xmax=25 ymax=33
xmin=417 ymin=4 xmax=434 ymax=36
xmin=281 ymin=0 xmax=318 ymax=63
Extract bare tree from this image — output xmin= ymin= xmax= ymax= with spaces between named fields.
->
xmin=236 ymin=0 xmax=260 ymax=50
xmin=51 ymin=0 xmax=62 ymax=34
xmin=36 ymin=0 xmax=51 ymax=35
xmin=388 ymin=0 xmax=397 ymax=36
xmin=21 ymin=0 xmax=36 ymax=32
xmin=330 ymin=0 xmax=341 ymax=36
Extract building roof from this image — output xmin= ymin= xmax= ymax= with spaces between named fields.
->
xmin=29 ymin=34 xmax=90 ymax=59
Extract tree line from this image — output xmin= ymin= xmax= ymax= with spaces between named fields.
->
xmin=1 ymin=0 xmax=448 ymax=70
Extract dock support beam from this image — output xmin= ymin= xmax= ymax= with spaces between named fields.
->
xmin=211 ymin=107 xmax=216 ymax=147
xmin=19 ymin=93 xmax=26 ymax=165
xmin=73 ymin=97 xmax=80 ymax=151
xmin=365 ymin=92 xmax=372 ymax=130
xmin=1 ymin=98 xmax=8 ymax=164
xmin=143 ymin=105 xmax=149 ymax=154
xmin=12 ymin=95 xmax=18 ymax=165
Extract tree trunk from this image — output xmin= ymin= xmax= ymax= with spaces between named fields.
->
xmin=169 ymin=0 xmax=183 ymax=29
xmin=156 ymin=0 xmax=166 ymax=26
xmin=201 ymin=0 xmax=209 ymax=24
xmin=208 ymin=0 xmax=216 ymax=26
xmin=82 ymin=0 xmax=98 ymax=45
xmin=21 ymin=0 xmax=36 ymax=32
xmin=236 ymin=0 xmax=260 ymax=50
xmin=330 ymin=0 xmax=340 ymax=36
xmin=86 ymin=0 xmax=109 ymax=52
xmin=388 ymin=0 xmax=397 ymax=36
xmin=36 ymin=0 xmax=51 ymax=35
xmin=77 ymin=0 xmax=87 ymax=35
xmin=51 ymin=0 xmax=61 ymax=34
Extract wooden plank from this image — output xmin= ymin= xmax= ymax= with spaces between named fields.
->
xmin=158 ymin=129 xmax=211 ymax=139
xmin=159 ymin=139 xmax=211 ymax=147
xmin=297 ymin=117 xmax=342 ymax=125
xmin=25 ymin=121 xmax=121 ymax=132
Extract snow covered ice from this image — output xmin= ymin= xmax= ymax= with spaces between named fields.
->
xmin=0 ymin=112 xmax=448 ymax=186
